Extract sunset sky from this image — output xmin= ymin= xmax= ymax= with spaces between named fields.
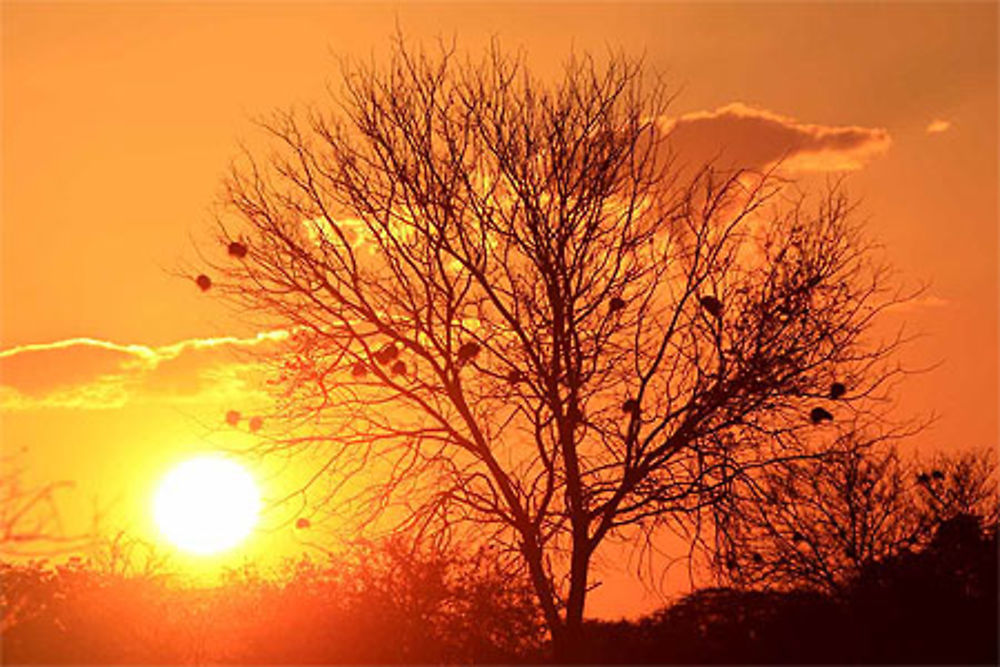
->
xmin=1 ymin=3 xmax=996 ymax=618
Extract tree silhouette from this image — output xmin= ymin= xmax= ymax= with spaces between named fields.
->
xmin=912 ymin=447 xmax=999 ymax=532
xmin=708 ymin=442 xmax=997 ymax=595
xmin=205 ymin=39 xmax=910 ymax=659
xmin=0 ymin=452 xmax=89 ymax=560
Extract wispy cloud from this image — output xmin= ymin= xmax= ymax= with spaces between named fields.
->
xmin=659 ymin=103 xmax=891 ymax=173
xmin=884 ymin=295 xmax=951 ymax=315
xmin=0 ymin=332 xmax=288 ymax=411
xmin=926 ymin=119 xmax=952 ymax=134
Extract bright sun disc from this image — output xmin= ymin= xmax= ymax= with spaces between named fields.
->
xmin=153 ymin=456 xmax=260 ymax=555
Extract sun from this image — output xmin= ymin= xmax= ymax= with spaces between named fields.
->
xmin=153 ymin=456 xmax=260 ymax=555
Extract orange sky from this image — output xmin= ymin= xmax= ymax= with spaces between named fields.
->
xmin=1 ymin=3 xmax=996 ymax=619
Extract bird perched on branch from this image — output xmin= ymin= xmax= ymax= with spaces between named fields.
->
xmin=374 ymin=344 xmax=399 ymax=365
xmin=810 ymin=407 xmax=833 ymax=424
xmin=227 ymin=241 xmax=248 ymax=259
xmin=457 ymin=342 xmax=481 ymax=364
xmin=699 ymin=295 xmax=722 ymax=318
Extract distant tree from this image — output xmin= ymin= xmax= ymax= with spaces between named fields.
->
xmin=709 ymin=442 xmax=997 ymax=594
xmin=912 ymin=447 xmax=998 ymax=532
xmin=204 ymin=39 xmax=911 ymax=659
xmin=0 ymin=452 xmax=88 ymax=558
xmin=0 ymin=452 xmax=93 ymax=634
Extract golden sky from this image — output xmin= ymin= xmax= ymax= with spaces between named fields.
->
xmin=1 ymin=3 xmax=996 ymax=618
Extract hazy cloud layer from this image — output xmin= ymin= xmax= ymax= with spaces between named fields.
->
xmin=0 ymin=332 xmax=287 ymax=411
xmin=660 ymin=103 xmax=892 ymax=173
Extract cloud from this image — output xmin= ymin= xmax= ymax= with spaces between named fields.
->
xmin=0 ymin=340 xmax=147 ymax=399
xmin=659 ymin=103 xmax=891 ymax=173
xmin=926 ymin=119 xmax=952 ymax=134
xmin=0 ymin=331 xmax=288 ymax=411
xmin=883 ymin=295 xmax=951 ymax=315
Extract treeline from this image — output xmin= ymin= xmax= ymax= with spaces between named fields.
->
xmin=1 ymin=540 xmax=545 ymax=664
xmin=1 ymin=447 xmax=997 ymax=664
xmin=583 ymin=513 xmax=996 ymax=664
xmin=2 ymin=512 xmax=995 ymax=664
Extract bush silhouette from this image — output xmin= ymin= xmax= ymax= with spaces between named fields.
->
xmin=1 ymin=539 xmax=545 ymax=664
xmin=1 ymin=507 xmax=995 ymax=663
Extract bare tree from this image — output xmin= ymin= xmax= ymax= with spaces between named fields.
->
xmin=203 ymin=40 xmax=910 ymax=659
xmin=1 ymin=452 xmax=94 ymax=633
xmin=0 ymin=452 xmax=89 ymax=558
xmin=707 ymin=440 xmax=997 ymax=595
xmin=912 ymin=447 xmax=999 ymax=532
xmin=707 ymin=431 xmax=917 ymax=595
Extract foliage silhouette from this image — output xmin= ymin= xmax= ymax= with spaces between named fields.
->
xmin=1 ymin=538 xmax=545 ymax=664
xmin=845 ymin=512 xmax=998 ymax=664
xmin=575 ymin=500 xmax=998 ymax=664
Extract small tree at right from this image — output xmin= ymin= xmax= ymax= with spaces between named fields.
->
xmin=709 ymin=440 xmax=998 ymax=595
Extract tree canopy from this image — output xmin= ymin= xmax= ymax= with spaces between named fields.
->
xmin=204 ymin=40 xmax=911 ymax=658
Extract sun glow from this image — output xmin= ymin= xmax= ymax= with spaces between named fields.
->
xmin=153 ymin=456 xmax=260 ymax=555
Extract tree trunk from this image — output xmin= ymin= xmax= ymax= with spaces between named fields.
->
xmin=551 ymin=609 xmax=585 ymax=664
xmin=551 ymin=545 xmax=590 ymax=663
